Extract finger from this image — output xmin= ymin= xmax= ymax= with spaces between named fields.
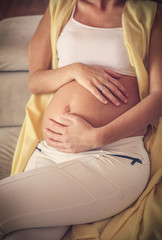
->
xmin=103 ymin=67 xmax=121 ymax=79
xmin=54 ymin=145 xmax=80 ymax=153
xmin=46 ymin=138 xmax=70 ymax=152
xmin=45 ymin=137 xmax=64 ymax=147
xmin=61 ymin=112 xmax=79 ymax=122
xmin=96 ymin=82 xmax=121 ymax=106
xmin=96 ymin=72 xmax=129 ymax=99
xmin=107 ymin=78 xmax=129 ymax=97
xmin=103 ymin=82 xmax=128 ymax=104
xmin=44 ymin=128 xmax=63 ymax=142
xmin=46 ymin=138 xmax=75 ymax=153
xmin=47 ymin=118 xmax=66 ymax=134
xmin=101 ymin=87 xmax=121 ymax=106
xmin=87 ymin=82 xmax=108 ymax=104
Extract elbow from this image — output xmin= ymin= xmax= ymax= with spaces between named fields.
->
xmin=28 ymin=75 xmax=39 ymax=94
xmin=151 ymin=90 xmax=162 ymax=100
xmin=27 ymin=46 xmax=38 ymax=94
xmin=150 ymin=90 xmax=162 ymax=117
xmin=27 ymin=43 xmax=41 ymax=94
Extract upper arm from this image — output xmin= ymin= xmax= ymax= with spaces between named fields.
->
xmin=149 ymin=4 xmax=162 ymax=94
xmin=28 ymin=5 xmax=52 ymax=75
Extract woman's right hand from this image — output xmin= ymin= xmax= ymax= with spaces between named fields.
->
xmin=72 ymin=62 xmax=129 ymax=106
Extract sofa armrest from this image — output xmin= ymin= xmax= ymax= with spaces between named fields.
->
xmin=0 ymin=15 xmax=42 ymax=71
xmin=0 ymin=15 xmax=42 ymax=179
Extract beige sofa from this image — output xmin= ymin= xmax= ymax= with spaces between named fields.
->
xmin=0 ymin=15 xmax=42 ymax=179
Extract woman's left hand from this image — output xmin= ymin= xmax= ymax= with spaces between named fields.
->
xmin=43 ymin=113 xmax=99 ymax=153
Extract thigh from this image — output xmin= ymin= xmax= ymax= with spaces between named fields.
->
xmin=0 ymin=154 xmax=149 ymax=236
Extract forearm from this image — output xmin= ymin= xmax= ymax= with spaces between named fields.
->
xmin=97 ymin=91 xmax=162 ymax=146
xmin=28 ymin=64 xmax=75 ymax=94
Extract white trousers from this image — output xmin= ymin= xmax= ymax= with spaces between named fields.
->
xmin=0 ymin=137 xmax=150 ymax=240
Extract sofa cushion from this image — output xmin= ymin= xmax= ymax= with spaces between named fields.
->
xmin=0 ymin=71 xmax=31 ymax=126
xmin=0 ymin=15 xmax=42 ymax=71
xmin=0 ymin=127 xmax=21 ymax=179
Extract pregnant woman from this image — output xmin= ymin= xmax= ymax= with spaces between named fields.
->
xmin=0 ymin=0 xmax=161 ymax=239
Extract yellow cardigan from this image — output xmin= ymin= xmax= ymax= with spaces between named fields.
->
xmin=11 ymin=0 xmax=162 ymax=239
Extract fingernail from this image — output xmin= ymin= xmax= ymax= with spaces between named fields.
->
xmin=104 ymin=100 xmax=108 ymax=104
xmin=124 ymin=99 xmax=128 ymax=103
xmin=116 ymin=102 xmax=120 ymax=106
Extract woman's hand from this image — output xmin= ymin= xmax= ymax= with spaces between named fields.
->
xmin=72 ymin=63 xmax=129 ymax=106
xmin=43 ymin=113 xmax=100 ymax=153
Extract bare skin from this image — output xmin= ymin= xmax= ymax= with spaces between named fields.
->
xmin=28 ymin=0 xmax=162 ymax=153
xmin=43 ymin=75 xmax=144 ymax=127
xmin=28 ymin=1 xmax=129 ymax=105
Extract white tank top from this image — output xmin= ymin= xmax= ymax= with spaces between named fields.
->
xmin=57 ymin=6 xmax=136 ymax=77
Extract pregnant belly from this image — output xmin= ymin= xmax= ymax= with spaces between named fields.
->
xmin=43 ymin=75 xmax=146 ymax=136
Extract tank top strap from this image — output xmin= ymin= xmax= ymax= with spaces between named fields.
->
xmin=70 ymin=4 xmax=77 ymax=19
